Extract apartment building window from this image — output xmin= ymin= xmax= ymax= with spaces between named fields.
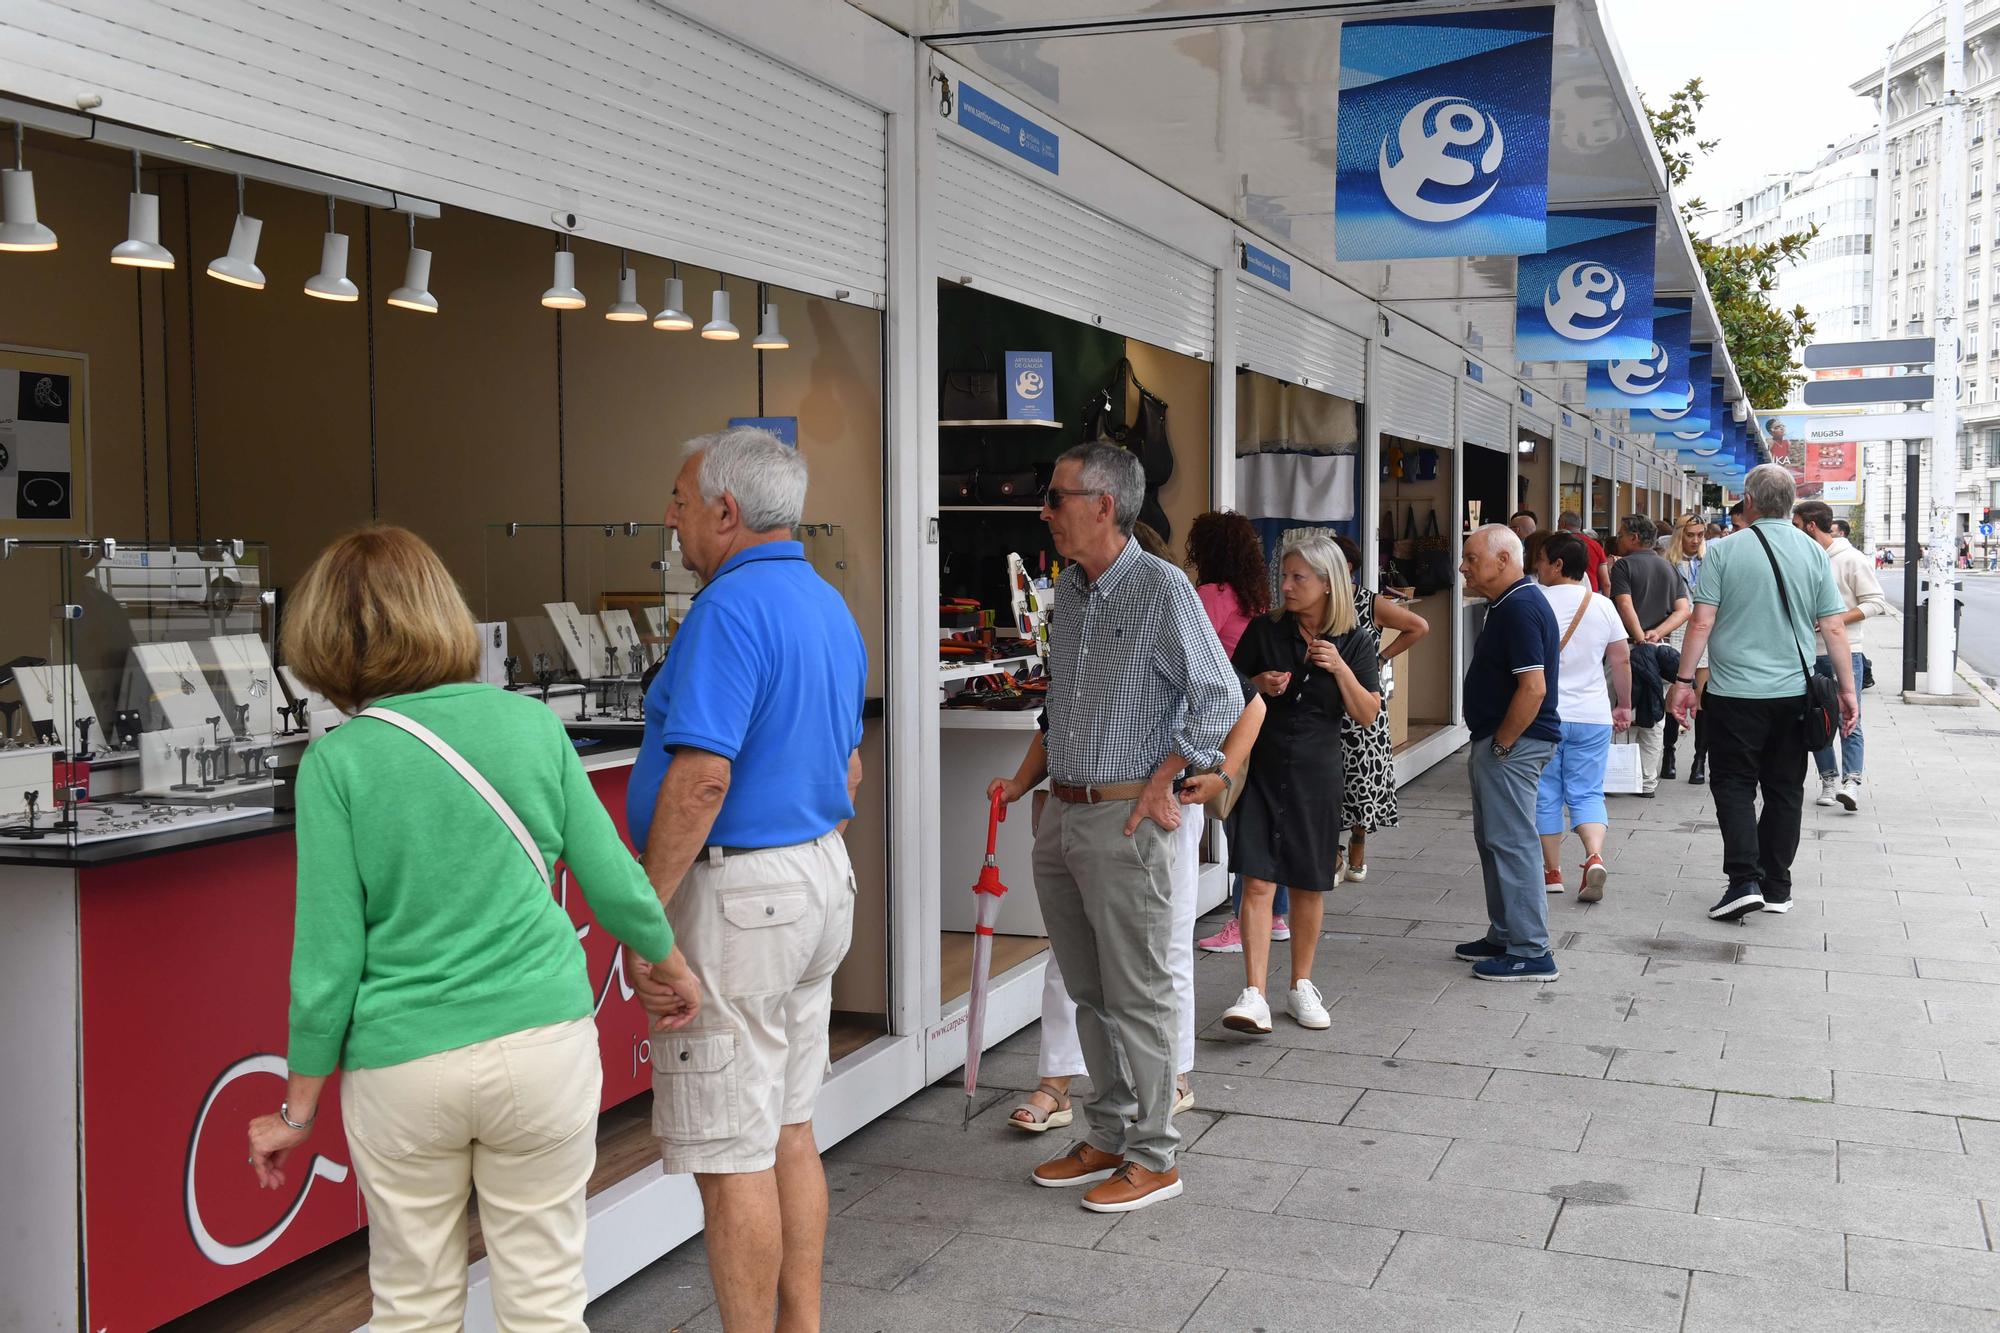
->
xmin=1976 ymin=379 xmax=1986 ymax=404
xmin=1974 ymin=215 xmax=1985 ymax=250
xmin=1967 ymin=326 xmax=1981 ymax=360
xmin=1976 ymin=163 xmax=1987 ymax=198
xmin=1972 ymin=269 xmax=1983 ymax=305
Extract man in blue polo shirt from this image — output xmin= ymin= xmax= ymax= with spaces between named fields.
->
xmin=629 ymin=426 xmax=866 ymax=1333
xmin=1454 ymin=524 xmax=1564 ymax=981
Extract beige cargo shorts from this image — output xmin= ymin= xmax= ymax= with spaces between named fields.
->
xmin=652 ymin=831 xmax=856 ymax=1174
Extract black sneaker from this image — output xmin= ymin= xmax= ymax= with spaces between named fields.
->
xmin=1761 ymin=891 xmax=1794 ymax=915
xmin=1708 ymin=882 xmax=1766 ymax=921
xmin=1454 ymin=937 xmax=1507 ymax=961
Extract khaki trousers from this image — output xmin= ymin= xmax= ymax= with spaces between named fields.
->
xmin=342 ymin=1017 xmax=602 ymax=1333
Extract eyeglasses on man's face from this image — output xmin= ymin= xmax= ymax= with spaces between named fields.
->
xmin=1040 ymin=487 xmax=1105 ymax=510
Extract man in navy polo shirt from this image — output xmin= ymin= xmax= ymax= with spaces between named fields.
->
xmin=1455 ymin=525 xmax=1564 ymax=981
xmin=629 ymin=426 xmax=867 ymax=1333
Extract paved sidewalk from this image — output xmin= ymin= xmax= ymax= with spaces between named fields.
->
xmin=592 ymin=631 xmax=2000 ymax=1332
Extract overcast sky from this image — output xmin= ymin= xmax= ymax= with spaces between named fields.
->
xmin=1600 ymin=0 xmax=1906 ymax=223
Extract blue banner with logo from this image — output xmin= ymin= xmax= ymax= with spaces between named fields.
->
xmin=1665 ymin=380 xmax=1727 ymax=455
xmin=957 ymin=83 xmax=1060 ymax=174
xmin=1628 ymin=345 xmax=1712 ymax=434
xmin=1584 ymin=296 xmax=1691 ymax=410
xmin=1241 ymin=243 xmax=1292 ymax=290
xmin=1515 ymin=205 xmax=1657 ymax=362
xmin=1333 ymin=6 xmax=1553 ymax=261
xmin=1004 ymin=351 xmax=1053 ymax=421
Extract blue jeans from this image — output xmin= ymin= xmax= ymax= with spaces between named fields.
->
xmin=1812 ymin=653 xmax=1865 ymax=778
xmin=1470 ymin=737 xmax=1557 ymax=958
xmin=1232 ymin=874 xmax=1289 ymax=918
xmin=1535 ymin=721 xmax=1612 ymax=836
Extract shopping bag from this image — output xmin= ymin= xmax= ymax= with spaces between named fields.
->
xmin=1602 ymin=743 xmax=1643 ymax=795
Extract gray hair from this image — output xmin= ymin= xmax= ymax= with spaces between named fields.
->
xmin=1620 ymin=513 xmax=1658 ymax=544
xmin=1557 ymin=511 xmax=1583 ymax=531
xmin=1741 ymin=463 xmax=1796 ymax=520
xmin=1468 ymin=523 xmax=1525 ymax=567
xmin=1057 ymin=442 xmax=1145 ymax=535
xmin=1277 ymin=530 xmax=1358 ymax=637
xmin=682 ymin=426 xmax=808 ymax=533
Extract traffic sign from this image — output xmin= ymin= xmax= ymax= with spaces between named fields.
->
xmin=1802 ymin=336 xmax=1936 ymax=369
xmin=1983 ymin=523 xmax=1995 ymax=538
xmin=1800 ymin=375 xmax=1934 ymax=407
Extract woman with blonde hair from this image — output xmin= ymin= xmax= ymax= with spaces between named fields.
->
xmin=1663 ymin=514 xmax=1710 ymax=783
xmin=246 ymin=525 xmax=698 ymax=1332
xmin=1220 ymin=531 xmax=1383 ymax=1035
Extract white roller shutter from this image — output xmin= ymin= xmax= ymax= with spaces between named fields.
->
xmin=1376 ymin=350 xmax=1453 ymax=447
xmin=1558 ymin=420 xmax=1586 ymax=465
xmin=1590 ymin=441 xmax=1613 ymax=477
xmin=937 ymin=141 xmax=1214 ymax=358
xmin=1519 ymin=407 xmax=1553 ymax=441
xmin=1460 ymin=387 xmax=1511 ymax=452
xmin=1236 ymin=284 xmax=1366 ymax=401
xmin=0 ymin=0 xmax=887 ymax=301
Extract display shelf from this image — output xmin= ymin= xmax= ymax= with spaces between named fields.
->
xmin=938 ymin=708 xmax=1042 ymax=730
xmin=939 ymin=655 xmax=1036 ymax=684
xmin=939 ymin=419 xmax=1062 ymax=429
xmin=939 ymin=505 xmax=1044 ymax=514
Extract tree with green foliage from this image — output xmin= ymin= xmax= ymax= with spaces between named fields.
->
xmin=1646 ymin=78 xmax=1820 ymax=408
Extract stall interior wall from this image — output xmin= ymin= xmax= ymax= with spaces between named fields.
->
xmin=0 ymin=139 xmax=891 ymax=1011
xmin=1233 ymin=371 xmax=1360 ymax=602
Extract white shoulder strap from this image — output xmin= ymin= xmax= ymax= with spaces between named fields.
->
xmin=357 ymin=706 xmax=550 ymax=885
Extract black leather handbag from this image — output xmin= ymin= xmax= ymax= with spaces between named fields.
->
xmin=942 ymin=351 xmax=1000 ymax=420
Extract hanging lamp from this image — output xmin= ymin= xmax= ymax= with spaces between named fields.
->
xmin=0 ymin=123 xmax=58 ymax=252
xmin=652 ymin=261 xmax=692 ymax=330
xmin=752 ymin=283 xmax=788 ymax=350
xmin=387 ymin=213 xmax=437 ymax=312
xmin=605 ymin=249 xmax=647 ymax=321
xmin=541 ymin=234 xmax=585 ymax=309
xmin=110 ymin=150 xmax=173 ymax=269
xmin=302 ymin=197 xmax=358 ymax=301
xmin=206 ymin=175 xmax=266 ymax=289
xmin=701 ymin=281 xmax=739 ymax=341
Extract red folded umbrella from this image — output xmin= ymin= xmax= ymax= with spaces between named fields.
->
xmin=962 ymin=790 xmax=1009 ymax=1128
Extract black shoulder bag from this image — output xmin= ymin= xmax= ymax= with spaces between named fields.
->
xmin=1748 ymin=526 xmax=1841 ymax=752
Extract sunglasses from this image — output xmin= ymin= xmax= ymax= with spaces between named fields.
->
xmin=1040 ymin=487 xmax=1106 ymax=509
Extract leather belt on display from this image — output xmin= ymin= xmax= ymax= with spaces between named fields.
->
xmin=1050 ymin=781 xmax=1149 ymax=805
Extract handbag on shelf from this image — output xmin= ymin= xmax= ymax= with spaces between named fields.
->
xmin=942 ymin=350 xmax=1001 ymax=420
xmin=1417 ymin=510 xmax=1454 ymax=594
xmin=1748 ymin=525 xmax=1843 ymax=752
xmin=940 ymin=471 xmax=977 ymax=505
xmin=976 ymin=471 xmax=1040 ymax=504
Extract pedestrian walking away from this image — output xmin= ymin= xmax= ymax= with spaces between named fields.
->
xmin=1455 ymin=525 xmax=1563 ymax=982
xmin=249 ymin=527 xmax=698 ymax=1333
xmin=1793 ymin=500 xmax=1886 ymax=814
xmin=1557 ymin=511 xmax=1611 ymax=592
xmin=988 ymin=443 xmax=1241 ymax=1215
xmin=1220 ymin=532 xmax=1383 ymax=1037
xmin=629 ymin=427 xmax=869 ymax=1333
xmin=1533 ymin=532 xmax=1633 ymax=902
xmin=1331 ymin=534 xmax=1428 ymax=885
xmin=1663 ymin=515 xmax=1711 ymax=784
xmin=1670 ymin=465 xmax=1858 ymax=923
xmin=1609 ymin=514 xmax=1690 ymax=796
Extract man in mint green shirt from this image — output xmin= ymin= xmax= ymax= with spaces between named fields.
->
xmin=1670 ymin=465 xmax=1857 ymax=923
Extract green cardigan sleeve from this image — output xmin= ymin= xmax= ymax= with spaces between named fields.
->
xmin=286 ymin=751 xmax=366 ymax=1077
xmin=558 ymin=743 xmax=676 ymax=964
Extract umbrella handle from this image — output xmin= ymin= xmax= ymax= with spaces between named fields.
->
xmin=985 ymin=788 xmax=1005 ymax=857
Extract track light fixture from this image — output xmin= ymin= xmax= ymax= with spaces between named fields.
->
xmin=701 ymin=281 xmax=739 ymax=341
xmin=206 ymin=174 xmax=266 ymax=289
xmin=653 ymin=261 xmax=692 ymax=330
xmin=110 ymin=150 xmax=173 ymax=269
xmin=387 ymin=212 xmax=437 ymax=312
xmin=303 ymin=196 xmax=358 ymax=301
xmin=0 ymin=122 xmax=57 ymax=252
xmin=542 ymin=234 xmax=585 ymax=309
xmin=605 ymin=249 xmax=647 ymax=321
xmin=752 ymin=283 xmax=788 ymax=350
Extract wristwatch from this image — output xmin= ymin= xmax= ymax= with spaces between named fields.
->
xmin=1490 ymin=739 xmax=1514 ymax=759
xmin=1674 ymin=675 xmax=1696 ymax=685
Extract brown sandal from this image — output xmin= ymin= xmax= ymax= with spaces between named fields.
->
xmin=1008 ymin=1081 xmax=1074 ymax=1133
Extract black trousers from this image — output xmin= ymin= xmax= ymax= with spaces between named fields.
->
xmin=1703 ymin=692 xmax=1808 ymax=896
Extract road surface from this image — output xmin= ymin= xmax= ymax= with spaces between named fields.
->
xmin=1880 ymin=566 xmax=2000 ymax=683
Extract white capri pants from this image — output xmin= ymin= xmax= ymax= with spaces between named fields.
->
xmin=1038 ymin=803 xmax=1202 ymax=1079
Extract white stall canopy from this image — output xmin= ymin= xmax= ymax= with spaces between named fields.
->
xmin=1377 ymin=349 xmax=1453 ymax=448
xmin=1235 ymin=281 xmax=1366 ymax=401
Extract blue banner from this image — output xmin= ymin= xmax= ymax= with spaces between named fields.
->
xmin=1515 ymin=205 xmax=1657 ymax=361
xmin=1629 ymin=345 xmax=1712 ymax=434
xmin=1665 ymin=380 xmax=1727 ymax=455
xmin=957 ymin=82 xmax=1060 ymax=174
xmin=1585 ymin=296 xmax=1692 ymax=409
xmin=1241 ymin=243 xmax=1292 ymax=290
xmin=1004 ymin=351 xmax=1053 ymax=420
xmin=1334 ymin=7 xmax=1552 ymax=261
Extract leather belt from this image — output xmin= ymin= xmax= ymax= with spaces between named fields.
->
xmin=702 ymin=845 xmax=765 ymax=864
xmin=1050 ymin=781 xmax=1148 ymax=805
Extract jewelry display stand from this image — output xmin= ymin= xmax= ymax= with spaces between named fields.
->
xmin=597 ymin=611 xmax=644 ymax=677
xmin=131 ymin=642 xmax=229 ymax=734
xmin=475 ymin=622 xmax=511 ymax=687
xmin=510 ymin=617 xmax=569 ymax=681
xmin=196 ymin=634 xmax=279 ymax=737
xmin=135 ymin=725 xmax=279 ymax=801
xmin=277 ymin=667 xmax=343 ymax=739
xmin=0 ymin=743 xmax=58 ymax=817
xmin=542 ymin=602 xmax=609 ymax=681
xmin=13 ymin=665 xmax=102 ymax=753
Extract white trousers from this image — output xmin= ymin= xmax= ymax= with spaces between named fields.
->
xmin=342 ymin=1017 xmax=601 ymax=1333
xmin=1038 ymin=804 xmax=1202 ymax=1079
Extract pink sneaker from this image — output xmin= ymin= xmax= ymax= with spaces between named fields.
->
xmin=1198 ymin=918 xmax=1243 ymax=953
xmin=1271 ymin=915 xmax=1292 ymax=942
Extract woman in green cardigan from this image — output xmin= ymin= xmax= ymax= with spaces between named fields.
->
xmin=245 ymin=526 xmax=698 ymax=1332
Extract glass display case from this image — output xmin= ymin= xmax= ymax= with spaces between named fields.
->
xmin=0 ymin=538 xmax=282 ymax=846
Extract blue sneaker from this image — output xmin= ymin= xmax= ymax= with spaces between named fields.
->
xmin=1472 ymin=954 xmax=1559 ymax=983
xmin=1454 ymin=937 xmax=1507 ymax=962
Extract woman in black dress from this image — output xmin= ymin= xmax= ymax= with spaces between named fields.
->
xmin=1220 ymin=532 xmax=1382 ymax=1036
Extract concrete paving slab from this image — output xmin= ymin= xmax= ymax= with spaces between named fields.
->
xmin=1697 ymin=1165 xmax=1989 ymax=1248
xmin=1374 ymin=1231 xmax=1689 ymax=1331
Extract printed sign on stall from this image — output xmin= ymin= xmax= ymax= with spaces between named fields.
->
xmin=1515 ymin=205 xmax=1658 ymax=362
xmin=1005 ymin=351 xmax=1054 ymax=421
xmin=1629 ymin=345 xmax=1713 ymax=434
xmin=1585 ymin=296 xmax=1692 ymax=411
xmin=957 ymin=81 xmax=1060 ymax=174
xmin=728 ymin=416 xmax=799 ymax=447
xmin=1241 ymin=243 xmax=1292 ymax=290
xmin=1333 ymin=6 xmax=1553 ymax=260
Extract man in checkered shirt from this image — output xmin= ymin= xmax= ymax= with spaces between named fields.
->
xmin=989 ymin=443 xmax=1241 ymax=1214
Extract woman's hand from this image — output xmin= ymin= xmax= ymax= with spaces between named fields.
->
xmin=248 ymin=1114 xmax=311 ymax=1191
xmin=1252 ymin=670 xmax=1292 ymax=697
xmin=1611 ymin=704 xmax=1635 ymax=732
xmin=1306 ymin=639 xmax=1342 ymax=672
xmin=634 ymin=949 xmax=703 ymax=1032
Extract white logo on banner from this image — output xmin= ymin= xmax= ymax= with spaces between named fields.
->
xmin=1015 ymin=370 xmax=1046 ymax=400
xmin=1379 ymin=97 xmax=1505 ymax=223
xmin=1609 ymin=343 xmax=1668 ymax=395
xmin=185 ymin=1054 xmax=351 ymax=1265
xmin=1650 ymin=397 xmax=1692 ymax=422
xmin=1543 ymin=262 xmax=1626 ymax=341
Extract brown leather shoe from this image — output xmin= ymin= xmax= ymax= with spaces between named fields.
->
xmin=1031 ymin=1141 xmax=1123 ymax=1188
xmin=1080 ymin=1161 xmax=1183 ymax=1213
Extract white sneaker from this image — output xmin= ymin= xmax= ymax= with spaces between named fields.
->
xmin=1222 ymin=987 xmax=1273 ymax=1035
xmin=1815 ymin=774 xmax=1839 ymax=807
xmin=1836 ymin=777 xmax=1862 ymax=813
xmin=1287 ymin=979 xmax=1331 ymax=1030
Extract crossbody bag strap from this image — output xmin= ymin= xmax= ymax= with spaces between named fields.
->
xmin=358 ymin=706 xmax=550 ymax=885
xmin=1559 ymin=588 xmax=1593 ymax=652
xmin=1747 ymin=526 xmax=1814 ymax=689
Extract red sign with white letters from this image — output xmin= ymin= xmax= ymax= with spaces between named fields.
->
xmin=78 ymin=766 xmax=649 ymax=1331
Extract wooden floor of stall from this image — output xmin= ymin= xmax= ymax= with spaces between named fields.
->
xmin=1395 ymin=722 xmax=1449 ymax=752
xmin=940 ymin=930 xmax=1050 ymax=1005
xmin=160 ymin=1019 xmax=884 ymax=1333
